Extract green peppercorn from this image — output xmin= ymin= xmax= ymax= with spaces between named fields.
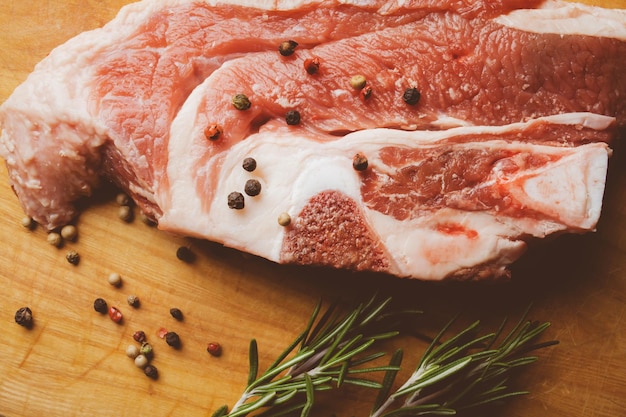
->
xmin=285 ymin=110 xmax=301 ymax=126
xmin=244 ymin=179 xmax=262 ymax=197
xmin=165 ymin=331 xmax=181 ymax=349
xmin=232 ymin=94 xmax=251 ymax=111
xmin=14 ymin=307 xmax=33 ymax=328
xmin=66 ymin=250 xmax=80 ymax=265
xmin=140 ymin=342 xmax=154 ymax=357
xmin=144 ymin=364 xmax=159 ymax=380
xmin=93 ymin=298 xmax=108 ymax=314
xmin=242 ymin=157 xmax=257 ymax=172
xmin=227 ymin=192 xmax=245 ymax=210
xmin=403 ymin=87 xmax=421 ymax=105
xmin=278 ymin=40 xmax=298 ymax=56
xmin=353 ymin=153 xmax=369 ymax=171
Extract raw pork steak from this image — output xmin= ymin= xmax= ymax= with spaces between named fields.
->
xmin=0 ymin=0 xmax=624 ymax=280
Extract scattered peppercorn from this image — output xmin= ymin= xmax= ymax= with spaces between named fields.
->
xmin=350 ymin=74 xmax=367 ymax=90
xmin=360 ymin=85 xmax=372 ymax=101
xmin=157 ymin=327 xmax=169 ymax=339
xmin=126 ymin=344 xmax=139 ymax=359
xmin=204 ymin=123 xmax=223 ymax=141
xmin=176 ymin=246 xmax=196 ymax=263
xmin=127 ymin=295 xmax=140 ymax=308
xmin=278 ymin=40 xmax=298 ymax=56
xmin=60 ymin=225 xmax=77 ymax=241
xmin=403 ymin=87 xmax=421 ymax=105
xmin=108 ymin=272 xmax=122 ymax=287
xmin=169 ymin=308 xmax=183 ymax=321
xmin=277 ymin=212 xmax=291 ymax=227
xmin=118 ymin=205 xmax=133 ymax=222
xmin=93 ymin=298 xmax=108 ymax=314
xmin=108 ymin=306 xmax=123 ymax=323
xmin=14 ymin=307 xmax=33 ymax=328
xmin=285 ymin=110 xmax=301 ymax=126
xmin=21 ymin=216 xmax=35 ymax=230
xmin=134 ymin=354 xmax=148 ymax=368
xmin=231 ymin=94 xmax=251 ymax=111
xmin=244 ymin=179 xmax=262 ymax=197
xmin=139 ymin=212 xmax=157 ymax=227
xmin=47 ymin=232 xmax=63 ymax=248
xmin=66 ymin=250 xmax=80 ymax=265
xmin=144 ymin=364 xmax=159 ymax=380
xmin=116 ymin=193 xmax=131 ymax=206
xmin=133 ymin=330 xmax=147 ymax=344
xmin=353 ymin=153 xmax=369 ymax=171
xmin=165 ymin=331 xmax=181 ymax=349
xmin=227 ymin=191 xmax=245 ymax=210
xmin=242 ymin=157 xmax=257 ymax=172
xmin=140 ymin=342 xmax=154 ymax=357
xmin=207 ymin=342 xmax=222 ymax=357
xmin=304 ymin=57 xmax=320 ymax=74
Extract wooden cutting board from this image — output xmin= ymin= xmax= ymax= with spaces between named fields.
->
xmin=1 ymin=1 xmax=625 ymax=416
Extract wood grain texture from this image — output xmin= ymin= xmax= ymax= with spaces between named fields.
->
xmin=0 ymin=1 xmax=625 ymax=416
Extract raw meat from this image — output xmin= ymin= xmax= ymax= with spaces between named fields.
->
xmin=0 ymin=0 xmax=624 ymax=280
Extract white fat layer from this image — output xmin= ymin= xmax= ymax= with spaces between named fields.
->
xmin=496 ymin=0 xmax=626 ymax=41
xmin=163 ymin=112 xmax=611 ymax=280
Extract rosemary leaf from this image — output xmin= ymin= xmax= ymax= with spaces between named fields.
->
xmin=247 ymin=339 xmax=259 ymax=386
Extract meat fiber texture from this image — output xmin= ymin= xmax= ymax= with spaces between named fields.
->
xmin=0 ymin=0 xmax=624 ymax=280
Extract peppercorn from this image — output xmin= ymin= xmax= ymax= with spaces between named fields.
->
xmin=108 ymin=306 xmax=123 ymax=323
xmin=242 ymin=157 xmax=257 ymax=172
xmin=93 ymin=298 xmax=108 ymax=314
xmin=165 ymin=331 xmax=181 ymax=349
xmin=21 ymin=216 xmax=35 ymax=230
xmin=157 ymin=327 xmax=169 ymax=339
xmin=244 ymin=179 xmax=262 ymax=197
xmin=207 ymin=342 xmax=222 ymax=357
xmin=170 ymin=308 xmax=183 ymax=321
xmin=231 ymin=94 xmax=251 ymax=111
xmin=277 ymin=212 xmax=291 ymax=227
xmin=285 ymin=110 xmax=301 ymax=126
xmin=176 ymin=246 xmax=196 ymax=263
xmin=108 ymin=272 xmax=122 ymax=287
xmin=47 ymin=232 xmax=63 ymax=248
xmin=118 ymin=205 xmax=133 ymax=222
xmin=353 ymin=153 xmax=369 ymax=171
xmin=139 ymin=212 xmax=157 ymax=227
xmin=134 ymin=354 xmax=148 ymax=368
xmin=144 ymin=364 xmax=159 ymax=380
xmin=127 ymin=295 xmax=140 ymax=308
xmin=133 ymin=330 xmax=147 ymax=344
xmin=227 ymin=192 xmax=245 ymax=210
xmin=61 ymin=225 xmax=77 ymax=242
xmin=278 ymin=40 xmax=298 ymax=56
xmin=116 ymin=193 xmax=131 ymax=206
xmin=403 ymin=87 xmax=421 ymax=105
xmin=66 ymin=250 xmax=80 ymax=265
xmin=204 ymin=123 xmax=223 ymax=141
xmin=304 ymin=57 xmax=320 ymax=74
xmin=14 ymin=307 xmax=33 ymax=328
xmin=360 ymin=86 xmax=372 ymax=101
xmin=126 ymin=344 xmax=139 ymax=359
xmin=350 ymin=74 xmax=367 ymax=90
xmin=140 ymin=342 xmax=154 ymax=357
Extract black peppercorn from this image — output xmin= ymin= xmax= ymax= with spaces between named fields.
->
xmin=165 ymin=331 xmax=181 ymax=349
xmin=285 ymin=110 xmax=301 ymax=126
xmin=144 ymin=364 xmax=159 ymax=380
xmin=244 ymin=179 xmax=262 ymax=197
xmin=176 ymin=246 xmax=196 ymax=263
xmin=227 ymin=192 xmax=245 ymax=209
xmin=14 ymin=307 xmax=33 ymax=328
xmin=242 ymin=157 xmax=257 ymax=172
xmin=353 ymin=153 xmax=369 ymax=171
xmin=93 ymin=298 xmax=108 ymax=314
xmin=232 ymin=94 xmax=251 ymax=110
xmin=66 ymin=250 xmax=80 ymax=265
xmin=278 ymin=40 xmax=298 ymax=56
xmin=170 ymin=308 xmax=183 ymax=321
xmin=403 ymin=87 xmax=421 ymax=105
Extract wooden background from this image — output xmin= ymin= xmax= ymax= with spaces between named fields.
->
xmin=1 ymin=1 xmax=625 ymax=416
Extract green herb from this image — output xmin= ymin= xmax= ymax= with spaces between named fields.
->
xmin=212 ymin=298 xmax=556 ymax=417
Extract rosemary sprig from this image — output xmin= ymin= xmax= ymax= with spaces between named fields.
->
xmin=212 ymin=295 xmax=420 ymax=417
xmin=370 ymin=306 xmax=558 ymax=417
